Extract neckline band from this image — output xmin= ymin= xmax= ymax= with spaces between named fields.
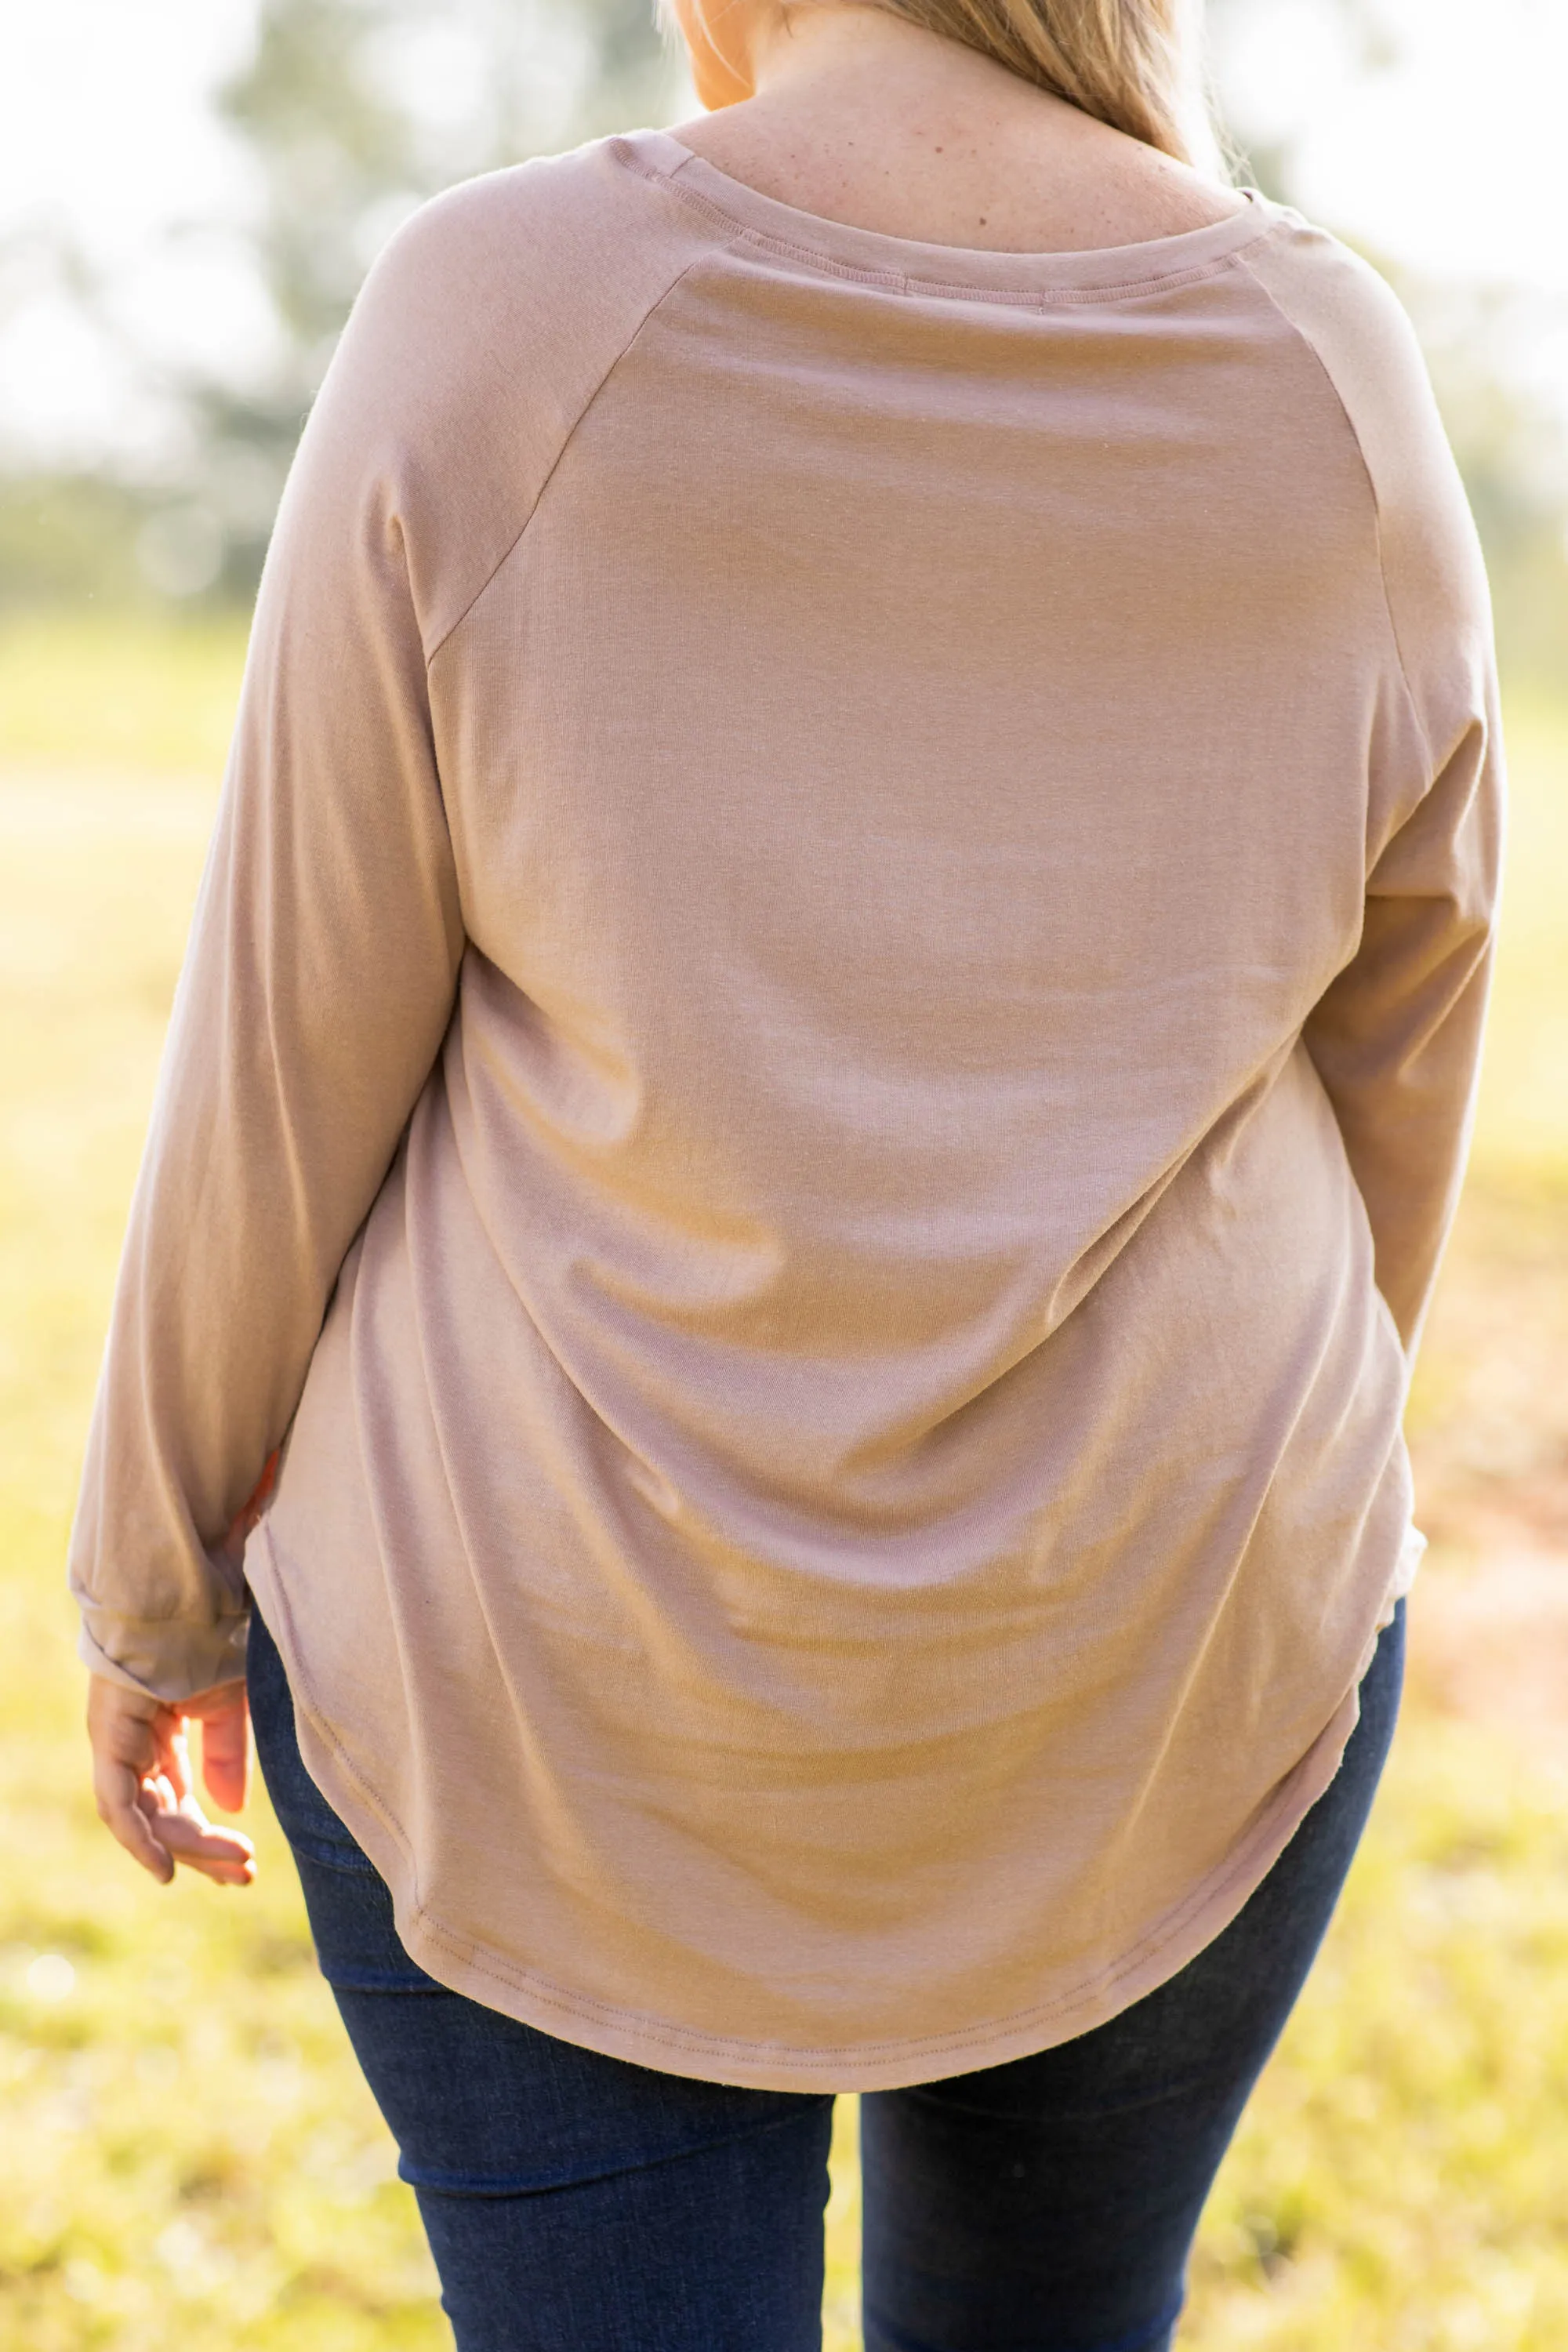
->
xmin=614 ymin=127 xmax=1282 ymax=300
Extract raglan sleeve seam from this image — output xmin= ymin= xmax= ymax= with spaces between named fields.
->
xmin=1236 ymin=245 xmax=1439 ymax=794
xmin=423 ymin=244 xmax=730 ymax=672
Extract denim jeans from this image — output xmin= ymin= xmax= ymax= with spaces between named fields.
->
xmin=248 ymin=1596 xmax=1403 ymax=2352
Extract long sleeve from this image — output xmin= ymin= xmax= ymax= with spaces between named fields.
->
xmin=1243 ymin=223 xmax=1505 ymax=1359
xmin=67 ymin=246 xmax=466 ymax=1699
xmin=66 ymin=129 xmax=1511 ymax=2085
xmin=67 ymin=147 xmax=736 ymax=1700
xmin=1302 ymin=691 xmax=1501 ymax=1352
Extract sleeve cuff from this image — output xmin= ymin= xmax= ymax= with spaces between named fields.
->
xmin=76 ymin=1607 xmax=251 ymax=1702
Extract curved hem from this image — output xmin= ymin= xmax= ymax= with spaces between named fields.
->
xmin=245 ymin=1526 xmax=1414 ymax=2094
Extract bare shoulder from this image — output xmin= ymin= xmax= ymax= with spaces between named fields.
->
xmin=1095 ymin=139 xmax=1250 ymax=237
xmin=1046 ymin=132 xmax=1245 ymax=249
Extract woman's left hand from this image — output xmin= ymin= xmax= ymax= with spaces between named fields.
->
xmin=88 ymin=1675 xmax=257 ymax=1887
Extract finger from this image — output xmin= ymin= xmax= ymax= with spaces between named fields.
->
xmin=154 ymin=1716 xmax=194 ymax=1806
xmin=140 ymin=1788 xmax=256 ymax=1886
xmin=87 ymin=1686 xmax=162 ymax=1780
xmin=96 ymin=1759 xmax=176 ymax=1885
xmin=199 ymin=1694 xmax=251 ymax=1814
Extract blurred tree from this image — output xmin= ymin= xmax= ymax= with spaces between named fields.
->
xmin=181 ymin=0 xmax=1568 ymax=663
xmin=2 ymin=0 xmax=1563 ymax=681
xmin=0 ymin=474 xmax=151 ymax=608
xmin=187 ymin=0 xmax=681 ymax=596
xmin=0 ymin=0 xmax=682 ymax=610
xmin=1400 ymin=276 xmax=1568 ymax=679
xmin=1208 ymin=0 xmax=1568 ymax=683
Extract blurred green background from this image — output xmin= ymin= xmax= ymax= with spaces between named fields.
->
xmin=2 ymin=0 xmax=1566 ymax=2345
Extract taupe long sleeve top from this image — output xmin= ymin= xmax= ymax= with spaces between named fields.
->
xmin=70 ymin=129 xmax=1501 ymax=2091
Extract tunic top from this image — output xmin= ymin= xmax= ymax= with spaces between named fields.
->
xmin=69 ymin=126 xmax=1502 ymax=2091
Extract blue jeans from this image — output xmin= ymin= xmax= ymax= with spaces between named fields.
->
xmin=248 ymin=1598 xmax=1404 ymax=2352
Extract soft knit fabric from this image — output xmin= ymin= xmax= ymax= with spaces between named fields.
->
xmin=70 ymin=127 xmax=1501 ymax=2091
xmin=245 ymin=1595 xmax=1404 ymax=2352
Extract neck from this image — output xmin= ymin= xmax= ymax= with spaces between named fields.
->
xmin=746 ymin=4 xmax=1062 ymax=118
xmin=670 ymin=0 xmax=1240 ymax=250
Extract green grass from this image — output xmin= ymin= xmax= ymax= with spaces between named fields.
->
xmin=0 ymin=610 xmax=250 ymax=777
xmin=1470 ymin=684 xmax=1568 ymax=1174
xmin=2 ymin=610 xmax=1566 ymax=2348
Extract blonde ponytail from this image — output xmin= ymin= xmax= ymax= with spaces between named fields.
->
xmin=864 ymin=0 xmax=1212 ymax=165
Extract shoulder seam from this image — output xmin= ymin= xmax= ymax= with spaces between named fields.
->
xmin=1236 ymin=245 xmax=1436 ymax=785
xmin=423 ymin=245 xmax=724 ymax=669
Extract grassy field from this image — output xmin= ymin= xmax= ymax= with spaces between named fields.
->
xmin=1 ymin=610 xmax=1566 ymax=2349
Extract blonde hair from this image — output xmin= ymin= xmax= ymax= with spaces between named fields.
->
xmin=873 ymin=0 xmax=1213 ymax=164
xmin=673 ymin=0 xmax=1222 ymax=174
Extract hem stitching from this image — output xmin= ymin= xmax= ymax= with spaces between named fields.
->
xmin=253 ymin=1523 xmax=1414 ymax=2080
